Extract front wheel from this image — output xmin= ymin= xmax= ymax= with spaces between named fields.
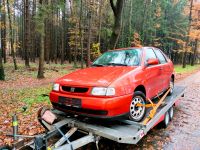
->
xmin=129 ymin=91 xmax=146 ymax=122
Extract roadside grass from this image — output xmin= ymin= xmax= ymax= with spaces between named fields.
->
xmin=174 ymin=64 xmax=200 ymax=74
xmin=0 ymin=85 xmax=52 ymax=115
xmin=20 ymin=85 xmax=51 ymax=107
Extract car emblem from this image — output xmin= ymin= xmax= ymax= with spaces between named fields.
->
xmin=70 ymin=87 xmax=75 ymax=92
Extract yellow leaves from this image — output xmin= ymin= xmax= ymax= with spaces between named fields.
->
xmin=91 ymin=43 xmax=101 ymax=59
xmin=14 ymin=42 xmax=21 ymax=50
xmin=155 ymin=23 xmax=161 ymax=29
xmin=155 ymin=7 xmax=161 ymax=18
xmin=131 ymin=32 xmax=142 ymax=47
xmin=0 ymin=22 xmax=6 ymax=29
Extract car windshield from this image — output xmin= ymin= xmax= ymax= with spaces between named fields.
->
xmin=92 ymin=49 xmax=141 ymax=66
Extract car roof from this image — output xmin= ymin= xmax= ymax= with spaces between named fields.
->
xmin=108 ymin=47 xmax=157 ymax=52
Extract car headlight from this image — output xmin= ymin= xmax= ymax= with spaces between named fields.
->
xmin=53 ymin=83 xmax=60 ymax=91
xmin=91 ymin=87 xmax=115 ymax=96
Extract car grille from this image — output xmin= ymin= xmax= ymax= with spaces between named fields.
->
xmin=62 ymin=86 xmax=89 ymax=93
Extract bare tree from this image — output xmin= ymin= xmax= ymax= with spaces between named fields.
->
xmin=37 ymin=0 xmax=45 ymax=78
xmin=7 ymin=0 xmax=18 ymax=70
xmin=79 ymin=0 xmax=84 ymax=68
xmin=86 ymin=3 xmax=92 ymax=67
xmin=24 ymin=0 xmax=30 ymax=67
xmin=182 ymin=0 xmax=194 ymax=68
xmin=1 ymin=0 xmax=6 ymax=63
xmin=0 ymin=0 xmax=5 ymax=80
xmin=109 ymin=0 xmax=124 ymax=49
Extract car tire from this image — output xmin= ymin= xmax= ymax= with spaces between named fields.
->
xmin=160 ymin=111 xmax=170 ymax=128
xmin=168 ymin=77 xmax=174 ymax=96
xmin=129 ymin=91 xmax=146 ymax=122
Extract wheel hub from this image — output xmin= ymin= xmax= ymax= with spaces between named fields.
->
xmin=130 ymin=96 xmax=145 ymax=120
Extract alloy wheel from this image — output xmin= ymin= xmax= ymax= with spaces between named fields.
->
xmin=130 ymin=96 xmax=145 ymax=121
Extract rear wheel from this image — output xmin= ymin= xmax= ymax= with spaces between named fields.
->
xmin=129 ymin=91 xmax=146 ymax=122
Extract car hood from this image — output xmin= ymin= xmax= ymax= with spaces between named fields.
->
xmin=57 ymin=66 xmax=137 ymax=87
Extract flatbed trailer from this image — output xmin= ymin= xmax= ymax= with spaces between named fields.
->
xmin=6 ymin=85 xmax=185 ymax=150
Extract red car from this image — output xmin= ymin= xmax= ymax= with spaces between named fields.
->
xmin=50 ymin=47 xmax=174 ymax=122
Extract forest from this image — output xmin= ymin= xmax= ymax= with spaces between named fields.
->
xmin=0 ymin=0 xmax=200 ymax=80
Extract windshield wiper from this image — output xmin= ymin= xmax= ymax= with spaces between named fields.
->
xmin=106 ymin=63 xmax=128 ymax=66
xmin=92 ymin=64 xmax=105 ymax=67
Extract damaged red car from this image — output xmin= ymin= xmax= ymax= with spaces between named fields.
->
xmin=50 ymin=47 xmax=174 ymax=122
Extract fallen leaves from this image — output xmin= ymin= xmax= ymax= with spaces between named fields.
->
xmin=0 ymin=62 xmax=76 ymax=146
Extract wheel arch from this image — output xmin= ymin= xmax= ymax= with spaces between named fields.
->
xmin=134 ymin=85 xmax=146 ymax=96
xmin=171 ymin=74 xmax=175 ymax=81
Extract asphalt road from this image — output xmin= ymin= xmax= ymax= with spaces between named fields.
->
xmin=84 ymin=71 xmax=200 ymax=150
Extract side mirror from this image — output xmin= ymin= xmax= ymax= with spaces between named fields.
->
xmin=147 ymin=58 xmax=159 ymax=66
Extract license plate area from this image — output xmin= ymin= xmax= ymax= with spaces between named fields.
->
xmin=58 ymin=96 xmax=82 ymax=108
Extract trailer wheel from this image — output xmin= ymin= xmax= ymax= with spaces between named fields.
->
xmin=161 ymin=111 xmax=170 ymax=128
xmin=169 ymin=106 xmax=174 ymax=120
xmin=129 ymin=91 xmax=146 ymax=122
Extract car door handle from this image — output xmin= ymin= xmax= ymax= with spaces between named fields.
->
xmin=160 ymin=67 xmax=163 ymax=70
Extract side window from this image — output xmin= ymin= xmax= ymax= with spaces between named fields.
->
xmin=145 ymin=48 xmax=157 ymax=63
xmin=154 ymin=49 xmax=167 ymax=64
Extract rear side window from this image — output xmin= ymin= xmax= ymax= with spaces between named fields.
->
xmin=145 ymin=48 xmax=157 ymax=63
xmin=154 ymin=49 xmax=167 ymax=64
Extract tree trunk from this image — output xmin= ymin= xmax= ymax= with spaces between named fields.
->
xmin=0 ymin=0 xmax=5 ymax=80
xmin=74 ymin=23 xmax=78 ymax=67
xmin=7 ymin=0 xmax=18 ymax=70
xmin=24 ymin=0 xmax=30 ymax=67
xmin=109 ymin=0 xmax=124 ymax=49
xmin=79 ymin=0 xmax=84 ymax=68
xmin=31 ymin=0 xmax=36 ymax=62
xmin=1 ymin=0 xmax=6 ymax=63
xmin=37 ymin=0 xmax=45 ymax=79
xmin=61 ymin=0 xmax=66 ymax=65
xmin=86 ymin=10 xmax=92 ymax=67
xmin=191 ymin=39 xmax=198 ymax=66
xmin=98 ymin=0 xmax=102 ymax=44
xmin=0 ymin=50 xmax=5 ymax=80
xmin=37 ymin=35 xmax=45 ymax=78
xmin=182 ymin=0 xmax=193 ymax=68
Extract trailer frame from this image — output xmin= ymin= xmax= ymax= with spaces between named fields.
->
xmin=8 ymin=85 xmax=185 ymax=150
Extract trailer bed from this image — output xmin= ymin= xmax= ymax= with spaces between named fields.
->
xmin=16 ymin=85 xmax=185 ymax=150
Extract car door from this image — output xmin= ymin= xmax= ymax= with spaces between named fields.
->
xmin=153 ymin=48 xmax=169 ymax=91
xmin=143 ymin=48 xmax=162 ymax=99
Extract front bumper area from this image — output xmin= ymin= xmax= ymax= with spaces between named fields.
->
xmin=50 ymin=91 xmax=133 ymax=118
